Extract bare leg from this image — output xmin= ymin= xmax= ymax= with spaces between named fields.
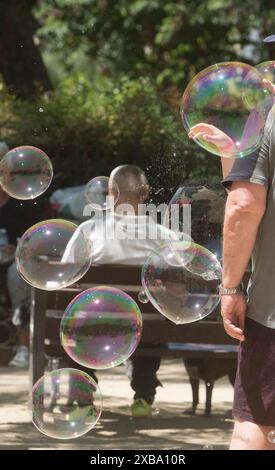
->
xmin=230 ymin=418 xmax=275 ymax=450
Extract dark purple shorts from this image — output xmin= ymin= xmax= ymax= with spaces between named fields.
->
xmin=233 ymin=317 xmax=275 ymax=426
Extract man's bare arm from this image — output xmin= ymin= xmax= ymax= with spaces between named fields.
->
xmin=221 ymin=181 xmax=267 ymax=340
xmin=223 ymin=181 xmax=267 ymax=286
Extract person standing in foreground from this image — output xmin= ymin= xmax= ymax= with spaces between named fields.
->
xmin=189 ymin=97 xmax=275 ymax=448
xmin=221 ymin=105 xmax=275 ymax=449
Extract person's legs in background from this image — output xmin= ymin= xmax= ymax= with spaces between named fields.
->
xmin=7 ymin=262 xmax=31 ymax=367
xmin=128 ymin=355 xmax=162 ymax=417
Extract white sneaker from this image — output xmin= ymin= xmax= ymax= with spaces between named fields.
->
xmin=9 ymin=346 xmax=29 ymax=368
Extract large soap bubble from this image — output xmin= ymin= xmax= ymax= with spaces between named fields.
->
xmin=166 ymin=184 xmax=225 ymax=253
xmin=60 ymin=286 xmax=143 ymax=370
xmin=181 ymin=62 xmax=272 ymax=158
xmin=31 ymin=368 xmax=102 ymax=439
xmin=0 ymin=146 xmax=53 ymax=200
xmin=142 ymin=241 xmax=221 ymax=324
xmin=16 ymin=219 xmax=92 ymax=290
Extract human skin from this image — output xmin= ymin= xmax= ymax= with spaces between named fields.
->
xmin=222 ymin=181 xmax=267 ymax=341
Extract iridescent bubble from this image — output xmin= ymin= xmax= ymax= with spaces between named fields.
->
xmin=85 ymin=176 xmax=119 ymax=211
xmin=167 ymin=184 xmax=225 ymax=262
xmin=267 ymin=430 xmax=275 ymax=444
xmin=31 ymin=368 xmax=102 ymax=439
xmin=138 ymin=290 xmax=149 ymax=304
xmin=181 ymin=62 xmax=272 ymax=158
xmin=142 ymin=242 xmax=221 ymax=324
xmin=0 ymin=146 xmax=53 ymax=200
xmin=16 ymin=219 xmax=92 ymax=290
xmin=60 ymin=286 xmax=143 ymax=369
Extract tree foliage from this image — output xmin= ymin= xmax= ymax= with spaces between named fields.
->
xmin=35 ymin=0 xmax=275 ymax=89
xmin=0 ymin=73 xmax=219 ymax=198
xmin=0 ymin=0 xmax=274 ymax=189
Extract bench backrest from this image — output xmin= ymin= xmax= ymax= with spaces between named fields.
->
xmin=41 ymin=264 xmax=237 ymax=347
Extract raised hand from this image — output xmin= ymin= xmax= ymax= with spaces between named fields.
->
xmin=188 ymin=123 xmax=236 ymax=157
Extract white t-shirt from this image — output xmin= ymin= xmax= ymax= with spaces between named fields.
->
xmin=63 ymin=212 xmax=176 ymax=265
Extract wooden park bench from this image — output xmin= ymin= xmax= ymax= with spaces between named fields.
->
xmin=30 ymin=264 xmax=238 ymax=414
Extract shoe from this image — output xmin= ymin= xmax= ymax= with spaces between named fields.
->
xmin=131 ymin=399 xmax=152 ymax=418
xmin=9 ymin=346 xmax=29 ymax=368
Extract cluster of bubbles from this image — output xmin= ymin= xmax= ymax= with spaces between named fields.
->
xmin=31 ymin=284 xmax=142 ymax=440
xmin=5 ymin=54 xmax=275 ymax=441
xmin=0 ymin=145 xmax=145 ymax=438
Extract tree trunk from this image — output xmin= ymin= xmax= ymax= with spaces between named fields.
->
xmin=0 ymin=0 xmax=52 ymax=99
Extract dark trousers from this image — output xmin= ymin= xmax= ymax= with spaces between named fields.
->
xmin=129 ymin=355 xmax=162 ymax=404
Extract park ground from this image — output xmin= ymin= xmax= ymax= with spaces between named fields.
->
xmin=0 ymin=358 xmax=234 ymax=450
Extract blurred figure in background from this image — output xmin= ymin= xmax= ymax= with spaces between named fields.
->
xmin=0 ymin=142 xmax=52 ymax=367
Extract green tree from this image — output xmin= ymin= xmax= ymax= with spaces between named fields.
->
xmin=0 ymin=74 xmax=219 ymax=194
xmin=0 ymin=0 xmax=52 ymax=98
xmin=35 ymin=0 xmax=275 ymax=90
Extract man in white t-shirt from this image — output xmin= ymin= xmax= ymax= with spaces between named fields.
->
xmin=64 ymin=164 xmax=176 ymax=417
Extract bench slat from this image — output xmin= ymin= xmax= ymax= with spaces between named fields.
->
xmin=30 ymin=264 xmax=239 ymax=393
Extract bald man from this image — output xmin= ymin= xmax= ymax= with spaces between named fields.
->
xmin=64 ymin=164 xmax=176 ymax=417
xmin=68 ymin=165 xmax=175 ymax=265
